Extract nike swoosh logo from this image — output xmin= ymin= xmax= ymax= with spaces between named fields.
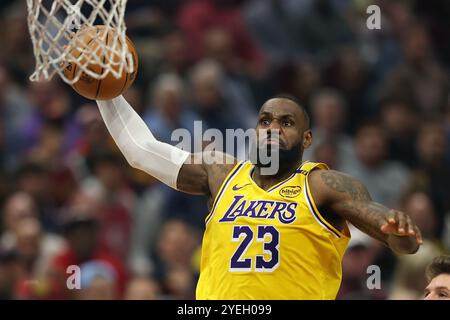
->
xmin=232 ymin=183 xmax=251 ymax=191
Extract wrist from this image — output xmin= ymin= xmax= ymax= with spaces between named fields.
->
xmin=387 ymin=234 xmax=420 ymax=255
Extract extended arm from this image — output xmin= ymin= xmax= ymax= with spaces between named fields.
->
xmin=309 ymin=170 xmax=422 ymax=254
xmin=97 ymin=96 xmax=236 ymax=196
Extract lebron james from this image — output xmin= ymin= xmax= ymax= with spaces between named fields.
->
xmin=96 ymin=95 xmax=422 ymax=299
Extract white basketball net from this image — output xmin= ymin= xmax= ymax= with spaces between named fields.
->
xmin=26 ymin=0 xmax=133 ymax=84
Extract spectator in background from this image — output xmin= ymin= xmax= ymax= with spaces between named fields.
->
xmin=68 ymin=104 xmax=114 ymax=181
xmin=0 ymin=3 xmax=34 ymax=81
xmin=242 ymin=0 xmax=305 ymax=68
xmin=189 ymin=59 xmax=235 ymax=133
xmin=12 ymin=218 xmax=66 ymax=299
xmin=50 ymin=214 xmax=127 ymax=299
xmin=15 ymin=159 xmax=78 ymax=231
xmin=201 ymin=28 xmax=259 ymax=126
xmin=401 ymin=192 xmax=440 ymax=245
xmin=144 ymin=73 xmax=198 ymax=144
xmin=0 ymin=249 xmax=22 ymax=299
xmin=380 ymin=24 xmax=449 ymax=116
xmin=21 ymin=80 xmax=80 ymax=155
xmin=75 ymin=260 xmax=118 ymax=300
xmin=389 ymin=242 xmax=443 ymax=300
xmin=338 ymin=227 xmax=386 ymax=300
xmin=423 ymin=255 xmax=450 ymax=300
xmin=124 ymin=276 xmax=161 ymax=300
xmin=161 ymin=31 xmax=192 ymax=78
xmin=324 ymin=46 xmax=371 ymax=129
xmin=341 ymin=122 xmax=410 ymax=208
xmin=80 ymin=153 xmax=134 ymax=262
xmin=379 ymin=99 xmax=418 ymax=167
xmin=287 ymin=61 xmax=322 ymax=109
xmin=177 ymin=0 xmax=265 ymax=77
xmin=304 ymin=89 xmax=355 ymax=169
xmin=313 ymin=139 xmax=339 ymax=170
xmin=296 ymin=0 xmax=354 ymax=65
xmin=153 ymin=219 xmax=200 ymax=299
xmin=0 ymin=63 xmax=31 ymax=171
xmin=411 ymin=121 xmax=450 ymax=237
xmin=1 ymin=192 xmax=38 ymax=249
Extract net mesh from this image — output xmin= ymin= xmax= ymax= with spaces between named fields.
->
xmin=26 ymin=0 xmax=133 ymax=84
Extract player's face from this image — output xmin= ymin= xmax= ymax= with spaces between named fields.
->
xmin=256 ymin=98 xmax=311 ymax=153
xmin=423 ymin=274 xmax=450 ymax=300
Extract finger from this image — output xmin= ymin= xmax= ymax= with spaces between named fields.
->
xmin=415 ymin=226 xmax=423 ymax=245
xmin=396 ymin=211 xmax=407 ymax=235
xmin=406 ymin=216 xmax=416 ymax=236
xmin=380 ymin=217 xmax=394 ymax=233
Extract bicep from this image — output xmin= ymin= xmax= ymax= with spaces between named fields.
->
xmin=176 ymin=153 xmax=209 ymax=195
xmin=309 ymin=170 xmax=389 ymax=244
xmin=176 ymin=151 xmax=238 ymax=196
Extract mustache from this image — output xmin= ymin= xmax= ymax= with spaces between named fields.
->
xmin=259 ymin=133 xmax=287 ymax=149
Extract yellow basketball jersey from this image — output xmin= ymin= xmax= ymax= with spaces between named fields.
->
xmin=196 ymin=160 xmax=351 ymax=300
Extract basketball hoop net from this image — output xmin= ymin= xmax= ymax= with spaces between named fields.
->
xmin=26 ymin=0 xmax=133 ymax=84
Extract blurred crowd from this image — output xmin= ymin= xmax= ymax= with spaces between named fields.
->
xmin=0 ymin=0 xmax=449 ymax=300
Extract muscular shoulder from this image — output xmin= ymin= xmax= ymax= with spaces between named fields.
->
xmin=203 ymin=151 xmax=238 ymax=197
xmin=177 ymin=150 xmax=237 ymax=196
xmin=308 ymin=169 xmax=372 ymax=206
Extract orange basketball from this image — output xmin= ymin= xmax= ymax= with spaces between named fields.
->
xmin=63 ymin=25 xmax=138 ymax=100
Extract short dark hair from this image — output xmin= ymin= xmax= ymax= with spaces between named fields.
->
xmin=425 ymin=255 xmax=450 ymax=282
xmin=271 ymin=94 xmax=310 ymax=129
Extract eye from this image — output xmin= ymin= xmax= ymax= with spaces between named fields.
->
xmin=259 ymin=118 xmax=270 ymax=126
xmin=282 ymin=120 xmax=293 ymax=127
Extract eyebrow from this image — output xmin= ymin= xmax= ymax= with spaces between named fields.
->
xmin=425 ymin=286 xmax=450 ymax=292
xmin=259 ymin=112 xmax=296 ymax=120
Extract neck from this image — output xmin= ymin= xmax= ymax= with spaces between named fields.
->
xmin=252 ymin=161 xmax=300 ymax=191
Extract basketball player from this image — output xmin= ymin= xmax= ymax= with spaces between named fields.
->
xmin=96 ymin=95 xmax=422 ymax=299
xmin=424 ymin=255 xmax=450 ymax=300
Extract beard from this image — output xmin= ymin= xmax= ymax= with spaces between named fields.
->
xmin=251 ymin=140 xmax=303 ymax=174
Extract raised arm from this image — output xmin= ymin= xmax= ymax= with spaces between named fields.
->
xmin=97 ymin=96 xmax=236 ymax=197
xmin=309 ymin=169 xmax=422 ymax=255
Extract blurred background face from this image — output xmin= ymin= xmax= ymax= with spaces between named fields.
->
xmin=191 ymin=61 xmax=223 ymax=109
xmin=14 ymin=218 xmax=42 ymax=263
xmin=355 ymin=125 xmax=387 ymax=168
xmin=80 ymin=276 xmax=116 ymax=300
xmin=17 ymin=166 xmax=50 ymax=203
xmin=403 ymin=27 xmax=430 ymax=66
xmin=381 ymin=102 xmax=416 ymax=137
xmin=124 ymin=277 xmax=160 ymax=300
xmin=203 ymin=28 xmax=235 ymax=69
xmin=416 ymin=123 xmax=446 ymax=164
xmin=3 ymin=192 xmax=37 ymax=233
xmin=312 ymin=93 xmax=345 ymax=133
xmin=402 ymin=192 xmax=436 ymax=239
xmin=65 ymin=223 xmax=99 ymax=261
xmin=94 ymin=160 xmax=124 ymax=192
xmin=163 ymin=32 xmax=189 ymax=72
xmin=157 ymin=220 xmax=197 ymax=268
xmin=152 ymin=74 xmax=184 ymax=121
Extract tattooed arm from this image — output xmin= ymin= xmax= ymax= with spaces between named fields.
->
xmin=177 ymin=151 xmax=238 ymax=201
xmin=309 ymin=169 xmax=422 ymax=254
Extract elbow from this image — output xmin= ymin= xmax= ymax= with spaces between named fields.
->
xmin=127 ymin=156 xmax=142 ymax=170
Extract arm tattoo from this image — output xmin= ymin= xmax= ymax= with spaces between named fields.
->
xmin=320 ymin=171 xmax=372 ymax=202
xmin=320 ymin=170 xmax=389 ymax=244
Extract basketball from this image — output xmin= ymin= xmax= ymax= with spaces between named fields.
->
xmin=63 ymin=25 xmax=138 ymax=100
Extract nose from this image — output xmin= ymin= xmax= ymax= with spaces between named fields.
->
xmin=267 ymin=119 xmax=282 ymax=132
xmin=424 ymin=292 xmax=438 ymax=300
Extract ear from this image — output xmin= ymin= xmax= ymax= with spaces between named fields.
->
xmin=303 ymin=129 xmax=312 ymax=149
